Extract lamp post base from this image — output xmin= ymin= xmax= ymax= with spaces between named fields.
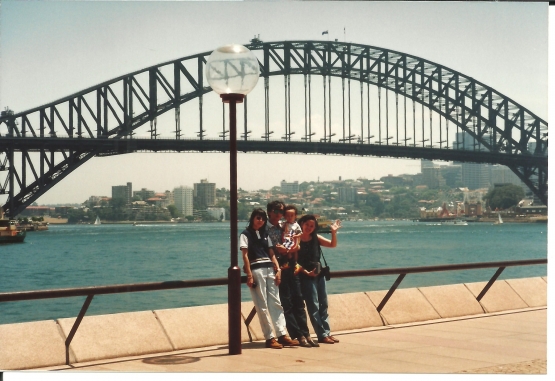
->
xmin=228 ymin=265 xmax=242 ymax=355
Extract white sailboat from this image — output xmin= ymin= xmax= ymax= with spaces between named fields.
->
xmin=94 ymin=216 xmax=101 ymax=225
xmin=494 ymin=213 xmax=503 ymax=225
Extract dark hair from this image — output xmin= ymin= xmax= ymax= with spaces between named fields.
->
xmin=266 ymin=200 xmax=285 ymax=214
xmin=284 ymin=204 xmax=298 ymax=216
xmin=247 ymin=208 xmax=268 ymax=232
xmin=297 ymin=214 xmax=318 ymax=237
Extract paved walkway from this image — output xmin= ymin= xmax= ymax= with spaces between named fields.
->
xmin=43 ymin=308 xmax=546 ymax=374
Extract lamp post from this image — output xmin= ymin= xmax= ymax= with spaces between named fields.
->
xmin=205 ymin=44 xmax=259 ymax=355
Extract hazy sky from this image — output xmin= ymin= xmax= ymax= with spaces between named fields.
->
xmin=0 ymin=0 xmax=549 ymax=205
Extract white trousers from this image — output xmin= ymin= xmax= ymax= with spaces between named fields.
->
xmin=249 ymin=265 xmax=287 ymax=340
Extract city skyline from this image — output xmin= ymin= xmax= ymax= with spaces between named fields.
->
xmin=1 ymin=1 xmax=549 ymax=205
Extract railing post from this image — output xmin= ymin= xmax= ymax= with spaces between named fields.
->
xmin=377 ymin=273 xmax=406 ymax=312
xmin=476 ymin=266 xmax=505 ymax=302
xmin=244 ymin=306 xmax=257 ymax=342
xmin=65 ymin=294 xmax=94 ymax=365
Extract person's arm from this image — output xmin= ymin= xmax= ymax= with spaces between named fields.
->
xmin=268 ymin=247 xmax=282 ymax=285
xmin=318 ymin=219 xmax=342 ymax=248
xmin=241 ymin=248 xmax=255 ymax=288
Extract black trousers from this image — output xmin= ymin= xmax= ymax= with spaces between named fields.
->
xmin=279 ymin=267 xmax=310 ymax=339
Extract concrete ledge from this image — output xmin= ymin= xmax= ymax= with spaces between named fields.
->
xmin=328 ymin=292 xmax=384 ymax=331
xmin=155 ymin=303 xmax=251 ymax=350
xmin=465 ymin=280 xmax=528 ymax=313
xmin=505 ymin=277 xmax=547 ymax=307
xmin=57 ymin=311 xmax=173 ymax=363
xmin=418 ymin=283 xmax=484 ymax=318
xmin=366 ymin=288 xmax=441 ymax=325
xmin=0 ymin=320 xmax=67 ymax=370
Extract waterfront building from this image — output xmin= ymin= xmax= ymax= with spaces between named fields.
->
xmin=280 ymin=180 xmax=299 ymax=194
xmin=194 ymin=179 xmax=216 ymax=208
xmin=173 ymin=186 xmax=194 ymax=217
xmin=112 ymin=182 xmax=132 ymax=205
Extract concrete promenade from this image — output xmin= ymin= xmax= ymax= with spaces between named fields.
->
xmin=37 ymin=307 xmax=546 ymax=374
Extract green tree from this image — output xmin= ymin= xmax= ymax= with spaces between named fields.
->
xmin=365 ymin=193 xmax=384 ymax=216
xmin=166 ymin=204 xmax=179 ymax=218
xmin=484 ymin=184 xmax=524 ymax=210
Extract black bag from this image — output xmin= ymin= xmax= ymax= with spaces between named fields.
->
xmin=319 ymin=247 xmax=331 ymax=281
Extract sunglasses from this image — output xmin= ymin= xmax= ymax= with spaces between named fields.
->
xmin=272 ymin=209 xmax=284 ymax=215
xmin=255 ymin=215 xmax=267 ymax=221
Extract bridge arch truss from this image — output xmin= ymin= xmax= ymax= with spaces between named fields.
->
xmin=0 ymin=40 xmax=547 ymax=217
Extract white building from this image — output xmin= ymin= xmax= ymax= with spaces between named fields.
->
xmin=173 ymin=186 xmax=193 ymax=217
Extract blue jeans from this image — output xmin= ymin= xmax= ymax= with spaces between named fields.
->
xmin=300 ymin=275 xmax=330 ymax=340
xmin=249 ymin=265 xmax=287 ymax=340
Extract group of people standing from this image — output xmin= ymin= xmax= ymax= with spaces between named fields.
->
xmin=239 ymin=201 xmax=342 ymax=349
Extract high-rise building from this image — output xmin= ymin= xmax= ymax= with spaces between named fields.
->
xmin=491 ymin=165 xmax=526 ymax=191
xmin=280 ymin=180 xmax=299 ymax=194
xmin=112 ymin=182 xmax=132 ymax=204
xmin=173 ymin=186 xmax=193 ymax=217
xmin=133 ymin=188 xmax=155 ymax=201
xmin=422 ymin=166 xmax=445 ymax=189
xmin=194 ymin=179 xmax=216 ymax=208
xmin=453 ymin=132 xmax=491 ymax=190
xmin=440 ymin=164 xmax=463 ymax=188
xmin=338 ymin=187 xmax=357 ymax=203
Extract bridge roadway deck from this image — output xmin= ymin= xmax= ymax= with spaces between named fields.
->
xmin=34 ymin=308 xmax=546 ymax=375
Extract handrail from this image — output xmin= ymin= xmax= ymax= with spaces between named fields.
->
xmin=0 ymin=258 xmax=546 ymax=365
xmin=0 ymin=258 xmax=546 ymax=303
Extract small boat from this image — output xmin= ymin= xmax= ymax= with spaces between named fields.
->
xmin=0 ymin=218 xmax=26 ymax=244
xmin=494 ymin=213 xmax=503 ymax=225
xmin=94 ymin=216 xmax=101 ymax=225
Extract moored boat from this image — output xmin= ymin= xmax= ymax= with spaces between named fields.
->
xmin=0 ymin=218 xmax=26 ymax=244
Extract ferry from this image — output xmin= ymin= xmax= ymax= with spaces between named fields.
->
xmin=0 ymin=218 xmax=26 ymax=244
xmin=299 ymin=209 xmax=332 ymax=233
xmin=316 ymin=215 xmax=333 ymax=233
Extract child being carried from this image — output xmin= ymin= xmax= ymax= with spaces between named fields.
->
xmin=280 ymin=205 xmax=303 ymax=275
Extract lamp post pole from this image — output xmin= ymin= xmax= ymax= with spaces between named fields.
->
xmin=205 ymin=43 xmax=259 ymax=356
xmin=222 ymin=93 xmax=244 ymax=355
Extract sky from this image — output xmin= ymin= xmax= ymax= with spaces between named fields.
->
xmin=0 ymin=0 xmax=549 ymax=205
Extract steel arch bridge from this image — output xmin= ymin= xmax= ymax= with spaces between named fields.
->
xmin=0 ymin=40 xmax=548 ymax=218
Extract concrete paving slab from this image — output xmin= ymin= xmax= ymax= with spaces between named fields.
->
xmin=154 ymin=303 xmax=250 ymax=350
xmin=505 ymin=277 xmax=547 ymax=307
xmin=0 ymin=320 xmax=67 ymax=370
xmin=418 ymin=283 xmax=485 ymax=318
xmin=465 ymin=280 xmax=528 ymax=313
xmin=327 ymin=292 xmax=383 ymax=331
xmin=373 ymin=347 xmax=497 ymax=372
xmin=366 ymin=288 xmax=441 ymax=325
xmin=57 ymin=310 xmax=173 ymax=363
xmin=47 ymin=308 xmax=545 ymax=374
xmin=405 ymin=344 xmax=531 ymax=366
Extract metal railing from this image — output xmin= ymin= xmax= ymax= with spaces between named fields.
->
xmin=0 ymin=258 xmax=547 ymax=364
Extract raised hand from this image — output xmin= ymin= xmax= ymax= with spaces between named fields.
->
xmin=330 ymin=219 xmax=342 ymax=232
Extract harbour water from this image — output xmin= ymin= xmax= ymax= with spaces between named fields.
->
xmin=0 ymin=220 xmax=547 ymax=325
